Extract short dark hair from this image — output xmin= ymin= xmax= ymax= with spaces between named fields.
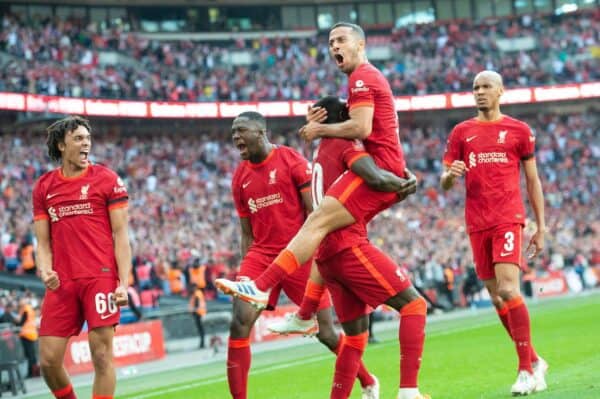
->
xmin=330 ymin=22 xmax=365 ymax=40
xmin=46 ymin=116 xmax=91 ymax=162
xmin=236 ymin=111 xmax=266 ymax=131
xmin=313 ymin=96 xmax=349 ymax=124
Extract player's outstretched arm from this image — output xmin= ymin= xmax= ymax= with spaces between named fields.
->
xmin=33 ymin=219 xmax=59 ymax=290
xmin=110 ymin=207 xmax=132 ymax=306
xmin=351 ymin=157 xmax=417 ymax=198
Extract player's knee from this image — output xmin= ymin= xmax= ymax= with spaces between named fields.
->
xmin=316 ymin=328 xmax=338 ymax=350
xmin=497 ymin=285 xmax=519 ymax=301
xmin=230 ymin=317 xmax=252 ymax=337
xmin=39 ymin=355 xmax=60 ymax=373
xmin=90 ymin=345 xmax=112 ymax=374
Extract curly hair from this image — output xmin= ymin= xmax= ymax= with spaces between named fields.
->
xmin=46 ymin=116 xmax=92 ymax=162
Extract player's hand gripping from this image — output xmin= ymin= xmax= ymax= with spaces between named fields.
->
xmin=397 ymin=168 xmax=418 ymax=200
xmin=306 ymin=105 xmax=328 ymax=123
xmin=41 ymin=269 xmax=60 ymax=290
xmin=113 ymin=285 xmax=129 ymax=307
xmin=448 ymin=160 xmax=468 ymax=178
xmin=526 ymin=229 xmax=545 ymax=259
xmin=299 ymin=121 xmax=322 ymax=142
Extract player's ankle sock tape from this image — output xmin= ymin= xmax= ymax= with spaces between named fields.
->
xmin=273 ymin=249 xmax=300 ymax=274
xmin=228 ymin=337 xmax=250 ymax=348
xmin=400 ymin=297 xmax=427 ymax=316
xmin=344 ymin=332 xmax=369 ymax=351
xmin=305 ymin=279 xmax=325 ymax=300
xmin=505 ymin=295 xmax=524 ymax=309
xmin=496 ymin=304 xmax=509 ymax=316
xmin=52 ymin=384 xmax=74 ymax=399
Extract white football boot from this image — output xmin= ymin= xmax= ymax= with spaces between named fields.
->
xmin=215 ymin=278 xmax=269 ymax=309
xmin=511 ymin=370 xmax=536 ymax=396
xmin=361 ymin=374 xmax=380 ymax=399
xmin=267 ymin=313 xmax=319 ymax=336
xmin=532 ymin=356 xmax=548 ymax=392
xmin=397 ymin=388 xmax=431 ymax=399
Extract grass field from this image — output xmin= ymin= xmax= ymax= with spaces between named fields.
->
xmin=29 ymin=293 xmax=600 ymax=399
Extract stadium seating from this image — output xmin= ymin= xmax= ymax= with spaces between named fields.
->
xmin=1 ymin=9 xmax=598 ymax=101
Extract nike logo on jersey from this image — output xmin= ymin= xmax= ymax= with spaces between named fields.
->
xmin=100 ymin=312 xmax=116 ymax=320
xmin=466 ymin=136 xmax=477 ymax=142
xmin=46 ymin=193 xmax=58 ymax=199
xmin=242 ymin=181 xmax=252 ymax=189
xmin=500 ymin=251 xmax=513 ymax=257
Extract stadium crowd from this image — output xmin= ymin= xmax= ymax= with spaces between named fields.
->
xmin=1 ymin=8 xmax=598 ymax=101
xmin=1 ymin=110 xmax=598 ymax=308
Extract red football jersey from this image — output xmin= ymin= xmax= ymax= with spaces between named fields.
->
xmin=313 ymin=138 xmax=370 ymax=260
xmin=232 ymin=146 xmax=312 ymax=256
xmin=32 ymin=164 xmax=129 ymax=279
xmin=347 ymin=63 xmax=405 ymax=176
xmin=443 ymin=115 xmax=536 ymax=233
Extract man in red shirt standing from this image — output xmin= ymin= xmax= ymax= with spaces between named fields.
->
xmin=226 ymin=111 xmax=379 ymax=399
xmin=441 ymin=71 xmax=548 ymax=396
xmin=32 ymin=116 xmax=132 ymax=399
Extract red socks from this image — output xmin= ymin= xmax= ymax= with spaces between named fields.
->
xmin=399 ymin=297 xmax=427 ymax=388
xmin=497 ymin=304 xmax=539 ymax=363
xmin=227 ymin=337 xmax=251 ymax=399
xmin=297 ymin=279 xmax=325 ymax=320
xmin=255 ymin=249 xmax=300 ymax=291
xmin=331 ymin=332 xmax=369 ymax=399
xmin=332 ymin=333 xmax=374 ymax=388
xmin=52 ymin=384 xmax=77 ymax=399
xmin=505 ymin=296 xmax=534 ymax=373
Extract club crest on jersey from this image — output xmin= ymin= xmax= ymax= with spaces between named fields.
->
xmin=80 ymin=184 xmax=90 ymax=200
xmin=268 ymin=169 xmax=277 ymax=184
xmin=48 ymin=207 xmax=59 ymax=222
xmin=355 ymin=80 xmax=364 ymax=88
xmin=497 ymin=130 xmax=508 ymax=144
xmin=469 ymin=152 xmax=477 ymax=168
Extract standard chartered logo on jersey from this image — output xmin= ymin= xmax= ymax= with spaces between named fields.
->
xmin=248 ymin=193 xmax=283 ymax=213
xmin=468 ymin=151 xmax=508 ymax=168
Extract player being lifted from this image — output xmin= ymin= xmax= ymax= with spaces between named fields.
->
xmin=217 ymin=21 xmax=412 ymax=334
xmin=441 ymin=70 xmax=548 ymax=396
xmin=32 ymin=116 xmax=132 ymax=399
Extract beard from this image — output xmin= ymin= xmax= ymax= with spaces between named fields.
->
xmin=477 ymin=106 xmax=489 ymax=112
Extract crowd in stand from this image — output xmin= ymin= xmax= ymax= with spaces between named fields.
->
xmin=1 ymin=110 xmax=598 ymax=308
xmin=1 ymin=9 xmax=598 ymax=101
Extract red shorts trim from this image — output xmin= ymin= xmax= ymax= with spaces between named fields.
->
xmin=317 ymin=244 xmax=411 ymax=323
xmin=325 ymin=171 xmax=398 ymax=225
xmin=40 ymin=278 xmax=120 ymax=337
xmin=469 ymin=224 xmax=523 ymax=280
xmin=238 ymin=249 xmax=331 ymax=311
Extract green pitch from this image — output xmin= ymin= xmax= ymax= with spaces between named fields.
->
xmin=30 ymin=293 xmax=600 ymax=399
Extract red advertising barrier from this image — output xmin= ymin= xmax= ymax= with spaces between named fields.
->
xmin=63 ymin=320 xmax=165 ymax=375
xmin=0 ymin=81 xmax=597 ymax=119
xmin=250 ymin=304 xmax=298 ymax=344
xmin=532 ymin=271 xmax=569 ymax=298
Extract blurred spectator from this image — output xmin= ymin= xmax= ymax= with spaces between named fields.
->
xmin=0 ymin=9 xmax=598 ymax=101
